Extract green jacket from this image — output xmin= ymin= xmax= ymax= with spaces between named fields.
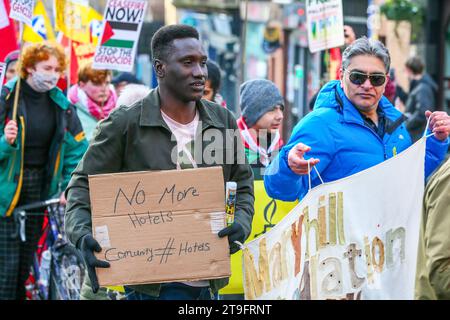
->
xmin=65 ymin=88 xmax=255 ymax=297
xmin=415 ymin=158 xmax=450 ymax=299
xmin=0 ymin=79 xmax=88 ymax=217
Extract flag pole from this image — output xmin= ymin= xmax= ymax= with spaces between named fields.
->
xmin=12 ymin=21 xmax=24 ymax=122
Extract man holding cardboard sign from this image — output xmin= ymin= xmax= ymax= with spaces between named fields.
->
xmin=65 ymin=25 xmax=254 ymax=300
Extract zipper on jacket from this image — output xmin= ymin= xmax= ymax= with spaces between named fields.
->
xmin=5 ymin=116 xmax=26 ymax=217
xmin=347 ymin=119 xmax=388 ymax=158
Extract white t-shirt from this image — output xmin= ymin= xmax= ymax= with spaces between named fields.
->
xmin=161 ymin=109 xmax=199 ymax=170
xmin=161 ymin=109 xmax=209 ymax=288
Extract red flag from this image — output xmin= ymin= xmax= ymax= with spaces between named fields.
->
xmin=70 ymin=42 xmax=78 ymax=86
xmin=0 ymin=0 xmax=19 ymax=62
xmin=100 ymin=21 xmax=114 ymax=45
xmin=58 ymin=33 xmax=96 ymax=86
xmin=329 ymin=47 xmax=342 ymax=80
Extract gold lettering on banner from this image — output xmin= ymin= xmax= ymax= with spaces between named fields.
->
xmin=318 ymin=195 xmax=327 ymax=247
xmin=303 ymin=206 xmax=319 ymax=258
xmin=319 ymin=257 xmax=343 ymax=297
xmin=243 ymin=238 xmax=271 ymax=300
xmin=291 ymin=215 xmax=304 ymax=276
xmin=269 ymin=229 xmax=291 ymax=287
xmin=364 ymin=236 xmax=375 ymax=284
xmin=344 ymin=243 xmax=365 ymax=290
xmin=329 ymin=193 xmax=337 ymax=245
xmin=371 ymin=237 xmax=385 ymax=273
xmin=310 ymin=254 xmax=319 ymax=300
xmin=243 ymin=189 xmax=413 ymax=300
xmin=337 ymin=192 xmax=345 ymax=244
xmin=386 ymin=227 xmax=406 ymax=268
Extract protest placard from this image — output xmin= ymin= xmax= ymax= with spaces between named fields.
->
xmin=89 ymin=167 xmax=231 ymax=286
xmin=306 ymin=0 xmax=345 ymax=53
xmin=92 ymin=0 xmax=147 ymax=72
xmin=243 ymin=138 xmax=426 ymax=300
xmin=9 ymin=0 xmax=35 ymax=26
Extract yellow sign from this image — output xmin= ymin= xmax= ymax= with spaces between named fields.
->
xmin=23 ymin=1 xmax=56 ymax=43
xmin=219 ymin=180 xmax=297 ymax=295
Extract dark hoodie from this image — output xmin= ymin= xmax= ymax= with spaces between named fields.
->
xmin=405 ymin=73 xmax=438 ymax=142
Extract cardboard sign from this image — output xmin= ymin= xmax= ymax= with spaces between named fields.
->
xmin=306 ymin=0 xmax=344 ymax=53
xmin=88 ymin=167 xmax=231 ymax=287
xmin=92 ymin=0 xmax=147 ymax=72
xmin=243 ymin=139 xmax=426 ymax=300
xmin=9 ymin=0 xmax=35 ymax=26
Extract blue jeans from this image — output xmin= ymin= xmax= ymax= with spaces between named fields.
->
xmin=124 ymin=283 xmax=217 ymax=300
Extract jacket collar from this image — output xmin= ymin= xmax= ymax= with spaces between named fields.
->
xmin=140 ymin=87 xmax=225 ymax=129
xmin=5 ymin=77 xmax=70 ymax=110
xmin=334 ymin=81 xmax=402 ymax=124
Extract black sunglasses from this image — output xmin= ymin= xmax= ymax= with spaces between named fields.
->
xmin=346 ymin=70 xmax=387 ymax=87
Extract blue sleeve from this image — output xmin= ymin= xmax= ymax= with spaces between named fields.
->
xmin=425 ymin=135 xmax=449 ymax=179
xmin=264 ymin=114 xmax=336 ymax=201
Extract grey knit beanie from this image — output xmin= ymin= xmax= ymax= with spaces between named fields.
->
xmin=239 ymin=79 xmax=284 ymax=127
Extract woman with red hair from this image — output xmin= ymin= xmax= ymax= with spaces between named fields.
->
xmin=0 ymin=42 xmax=88 ymax=299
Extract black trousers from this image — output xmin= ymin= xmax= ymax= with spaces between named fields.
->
xmin=0 ymin=168 xmax=45 ymax=300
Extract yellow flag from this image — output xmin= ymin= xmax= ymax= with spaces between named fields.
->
xmin=23 ymin=0 xmax=56 ymax=43
xmin=54 ymin=0 xmax=103 ymax=44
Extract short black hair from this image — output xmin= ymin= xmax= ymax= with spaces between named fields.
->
xmin=206 ymin=60 xmax=222 ymax=95
xmin=405 ymin=56 xmax=424 ymax=75
xmin=151 ymin=24 xmax=200 ymax=61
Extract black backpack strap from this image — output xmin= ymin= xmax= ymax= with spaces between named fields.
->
xmin=385 ymin=114 xmax=407 ymax=135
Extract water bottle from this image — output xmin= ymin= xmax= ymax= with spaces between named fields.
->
xmin=225 ymin=181 xmax=237 ymax=226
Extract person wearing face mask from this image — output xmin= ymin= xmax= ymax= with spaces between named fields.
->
xmin=68 ymin=62 xmax=118 ymax=121
xmin=0 ymin=42 xmax=88 ymax=300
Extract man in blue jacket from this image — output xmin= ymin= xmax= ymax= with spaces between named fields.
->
xmin=264 ymin=37 xmax=449 ymax=202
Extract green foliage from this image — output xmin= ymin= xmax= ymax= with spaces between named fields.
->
xmin=380 ymin=0 xmax=420 ymax=21
xmin=380 ymin=0 xmax=424 ymax=41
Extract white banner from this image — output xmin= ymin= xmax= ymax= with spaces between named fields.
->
xmin=0 ymin=0 xmax=10 ymax=29
xmin=9 ymin=0 xmax=35 ymax=26
xmin=92 ymin=0 xmax=147 ymax=72
xmin=306 ymin=0 xmax=345 ymax=53
xmin=243 ymin=138 xmax=426 ymax=300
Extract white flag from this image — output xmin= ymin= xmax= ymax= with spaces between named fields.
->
xmin=9 ymin=0 xmax=35 ymax=26
xmin=243 ymin=138 xmax=426 ymax=300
